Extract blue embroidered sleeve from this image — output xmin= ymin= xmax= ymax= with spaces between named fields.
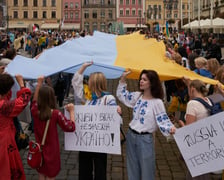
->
xmin=116 ymin=81 xmax=141 ymax=108
xmin=154 ymin=100 xmax=174 ymax=137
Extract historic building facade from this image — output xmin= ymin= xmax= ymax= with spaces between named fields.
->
xmin=62 ymin=0 xmax=81 ymax=30
xmin=81 ymin=0 xmax=116 ymax=33
xmin=6 ymin=0 xmax=62 ymax=31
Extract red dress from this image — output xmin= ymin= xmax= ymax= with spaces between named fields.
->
xmin=31 ymin=101 xmax=75 ymax=178
xmin=0 ymin=88 xmax=31 ymax=180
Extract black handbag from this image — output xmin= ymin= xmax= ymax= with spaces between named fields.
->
xmin=15 ymin=130 xmax=29 ymax=150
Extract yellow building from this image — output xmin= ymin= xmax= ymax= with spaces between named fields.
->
xmin=7 ymin=0 xmax=62 ymax=31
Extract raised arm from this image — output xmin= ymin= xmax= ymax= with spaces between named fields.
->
xmin=33 ymin=76 xmax=44 ymax=102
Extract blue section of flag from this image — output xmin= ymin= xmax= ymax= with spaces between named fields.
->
xmin=7 ymin=31 xmax=125 ymax=79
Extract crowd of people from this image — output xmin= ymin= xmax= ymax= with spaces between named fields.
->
xmin=0 ymin=28 xmax=224 ymax=180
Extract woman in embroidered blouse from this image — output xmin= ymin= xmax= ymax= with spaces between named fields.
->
xmin=0 ymin=74 xmax=31 ymax=180
xmin=116 ymin=69 xmax=175 ymax=180
xmin=31 ymin=76 xmax=75 ymax=180
xmin=72 ymin=62 xmax=121 ymax=180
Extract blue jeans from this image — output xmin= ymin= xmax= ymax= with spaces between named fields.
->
xmin=126 ymin=129 xmax=155 ymax=180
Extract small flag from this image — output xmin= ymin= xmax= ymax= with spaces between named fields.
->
xmin=33 ymin=24 xmax=38 ymax=32
xmin=165 ymin=21 xmax=169 ymax=37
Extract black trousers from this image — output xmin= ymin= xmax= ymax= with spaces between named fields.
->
xmin=79 ymin=151 xmax=107 ymax=180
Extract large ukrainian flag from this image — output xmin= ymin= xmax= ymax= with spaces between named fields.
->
xmin=7 ymin=31 xmax=218 ymax=85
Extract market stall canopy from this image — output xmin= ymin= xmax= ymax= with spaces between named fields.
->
xmin=183 ymin=18 xmax=224 ymax=29
xmin=182 ymin=20 xmax=199 ymax=29
xmin=7 ymin=31 xmax=218 ymax=85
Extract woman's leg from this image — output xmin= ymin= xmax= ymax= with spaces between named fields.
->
xmin=137 ymin=133 xmax=155 ymax=180
xmin=79 ymin=151 xmax=93 ymax=180
xmin=94 ymin=152 xmax=107 ymax=180
xmin=126 ymin=129 xmax=140 ymax=180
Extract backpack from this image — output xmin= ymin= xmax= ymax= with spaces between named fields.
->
xmin=193 ymin=98 xmax=223 ymax=115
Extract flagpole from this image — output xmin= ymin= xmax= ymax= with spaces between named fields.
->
xmin=180 ymin=0 xmax=183 ymax=29
xmin=210 ymin=0 xmax=214 ymax=29
xmin=198 ymin=0 xmax=200 ymax=28
xmin=188 ymin=0 xmax=191 ymax=29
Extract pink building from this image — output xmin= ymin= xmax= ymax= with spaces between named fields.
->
xmin=116 ymin=0 xmax=147 ymax=31
xmin=62 ymin=0 xmax=81 ymax=30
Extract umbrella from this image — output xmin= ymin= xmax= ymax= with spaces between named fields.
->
xmin=7 ymin=31 xmax=218 ymax=85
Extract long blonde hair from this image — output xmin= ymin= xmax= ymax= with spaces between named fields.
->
xmin=88 ymin=72 xmax=107 ymax=97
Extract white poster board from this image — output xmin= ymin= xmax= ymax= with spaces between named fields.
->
xmin=174 ymin=112 xmax=224 ymax=177
xmin=64 ymin=105 xmax=121 ymax=154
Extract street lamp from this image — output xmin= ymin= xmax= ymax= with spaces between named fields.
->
xmin=136 ymin=12 xmax=145 ymax=29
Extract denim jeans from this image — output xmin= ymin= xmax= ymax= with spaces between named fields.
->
xmin=126 ymin=129 xmax=155 ymax=180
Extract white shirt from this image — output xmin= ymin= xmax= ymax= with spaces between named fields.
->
xmin=116 ymin=81 xmax=174 ymax=136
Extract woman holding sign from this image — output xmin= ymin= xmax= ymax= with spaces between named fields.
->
xmin=116 ymin=70 xmax=176 ymax=180
xmin=179 ymin=79 xmax=212 ymax=180
xmin=72 ymin=62 xmax=122 ymax=180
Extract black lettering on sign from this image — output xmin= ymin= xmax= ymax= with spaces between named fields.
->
xmin=188 ymin=146 xmax=224 ymax=167
xmin=74 ymin=131 xmax=113 ymax=147
xmin=183 ymin=124 xmax=218 ymax=147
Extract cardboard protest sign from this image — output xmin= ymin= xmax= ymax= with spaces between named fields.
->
xmin=64 ymin=105 xmax=121 ymax=154
xmin=174 ymin=112 xmax=224 ymax=177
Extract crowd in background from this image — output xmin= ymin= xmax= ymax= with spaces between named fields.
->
xmin=0 ymin=28 xmax=224 ymax=179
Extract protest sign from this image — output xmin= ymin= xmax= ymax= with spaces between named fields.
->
xmin=174 ymin=111 xmax=224 ymax=177
xmin=64 ymin=105 xmax=121 ymax=154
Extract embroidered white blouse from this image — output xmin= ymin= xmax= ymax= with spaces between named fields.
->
xmin=116 ymin=81 xmax=174 ymax=136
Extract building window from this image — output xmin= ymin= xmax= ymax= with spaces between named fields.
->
xmin=70 ymin=12 xmax=73 ymax=19
xmin=75 ymin=3 xmax=79 ymax=8
xmin=120 ymin=9 xmax=123 ymax=16
xmin=70 ymin=2 xmax=73 ymax=8
xmin=138 ymin=10 xmax=141 ymax=16
xmin=101 ymin=10 xmax=105 ymax=18
xmin=174 ymin=13 xmax=178 ymax=18
xmin=14 ymin=0 xmax=18 ymax=6
xmin=33 ymin=0 xmax=38 ymax=6
xmin=120 ymin=0 xmax=123 ymax=5
xmin=33 ymin=11 xmax=38 ymax=18
xmin=108 ymin=10 xmax=112 ymax=19
xmin=92 ymin=22 xmax=97 ymax=31
xmin=126 ymin=0 xmax=129 ymax=5
xmin=43 ymin=11 xmax=46 ymax=18
xmin=174 ymin=3 xmax=177 ymax=9
xmin=84 ymin=22 xmax=89 ymax=31
xmin=108 ymin=0 xmax=111 ymax=5
xmin=24 ymin=0 xmax=28 ymax=6
xmin=24 ymin=11 xmax=28 ymax=18
xmin=75 ymin=12 xmax=79 ymax=19
xmin=52 ymin=11 xmax=56 ymax=18
xmin=84 ymin=0 xmax=89 ymax=5
xmin=132 ymin=9 xmax=135 ymax=16
xmin=43 ymin=0 xmax=46 ymax=7
xmin=126 ymin=9 xmax=129 ymax=16
xmin=101 ymin=0 xmax=105 ymax=5
xmin=84 ymin=10 xmax=89 ymax=18
xmin=100 ymin=22 xmax=105 ymax=31
xmin=138 ymin=0 xmax=141 ymax=5
xmin=65 ymin=12 xmax=68 ymax=19
xmin=14 ymin=11 xmax=18 ymax=18
xmin=65 ymin=2 xmax=68 ymax=8
xmin=52 ymin=0 xmax=56 ymax=7
xmin=93 ymin=11 xmax=97 ymax=18
xmin=132 ymin=0 xmax=135 ymax=5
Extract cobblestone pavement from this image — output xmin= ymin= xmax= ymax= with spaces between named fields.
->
xmin=18 ymin=49 xmax=223 ymax=179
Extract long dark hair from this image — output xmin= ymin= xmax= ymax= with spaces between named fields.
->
xmin=0 ymin=74 xmax=14 ymax=96
xmin=138 ymin=70 xmax=164 ymax=99
xmin=37 ymin=85 xmax=57 ymax=121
